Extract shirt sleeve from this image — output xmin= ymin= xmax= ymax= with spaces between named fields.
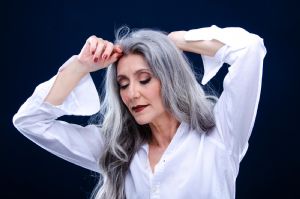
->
xmin=185 ymin=25 xmax=267 ymax=162
xmin=12 ymin=71 xmax=103 ymax=173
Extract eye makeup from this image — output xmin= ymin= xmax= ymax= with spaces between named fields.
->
xmin=118 ymin=78 xmax=152 ymax=90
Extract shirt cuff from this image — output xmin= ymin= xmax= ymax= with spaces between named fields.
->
xmin=184 ymin=25 xmax=249 ymax=85
xmin=34 ymin=72 xmax=100 ymax=117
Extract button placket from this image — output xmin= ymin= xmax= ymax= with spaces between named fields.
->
xmin=150 ymin=182 xmax=160 ymax=199
xmin=150 ymin=169 xmax=162 ymax=198
xmin=148 ymin=122 xmax=188 ymax=199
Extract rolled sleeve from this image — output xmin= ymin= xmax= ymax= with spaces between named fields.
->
xmin=33 ymin=72 xmax=100 ymax=116
xmin=184 ymin=25 xmax=254 ymax=85
xmin=185 ymin=25 xmax=267 ymax=161
xmin=13 ymin=71 xmax=103 ymax=173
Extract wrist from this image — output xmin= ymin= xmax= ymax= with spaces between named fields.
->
xmin=62 ymin=55 xmax=90 ymax=77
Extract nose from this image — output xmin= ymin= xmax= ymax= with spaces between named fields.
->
xmin=127 ymin=82 xmax=141 ymax=99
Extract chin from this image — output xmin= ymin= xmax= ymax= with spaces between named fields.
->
xmin=135 ymin=119 xmax=149 ymax=125
xmin=133 ymin=116 xmax=152 ymax=125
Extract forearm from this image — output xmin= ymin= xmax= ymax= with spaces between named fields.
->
xmin=168 ymin=31 xmax=224 ymax=56
xmin=45 ymin=55 xmax=89 ymax=105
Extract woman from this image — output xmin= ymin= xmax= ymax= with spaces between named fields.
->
xmin=13 ymin=25 xmax=266 ymax=199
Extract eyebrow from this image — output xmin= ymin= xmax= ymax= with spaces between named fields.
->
xmin=117 ymin=69 xmax=152 ymax=80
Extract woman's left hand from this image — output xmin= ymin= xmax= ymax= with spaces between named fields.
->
xmin=168 ymin=31 xmax=187 ymax=51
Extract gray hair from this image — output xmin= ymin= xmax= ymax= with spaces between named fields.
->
xmin=90 ymin=27 xmax=217 ymax=199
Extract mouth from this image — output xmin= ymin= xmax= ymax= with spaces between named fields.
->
xmin=132 ymin=105 xmax=149 ymax=113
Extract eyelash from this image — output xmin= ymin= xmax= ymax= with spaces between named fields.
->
xmin=119 ymin=78 xmax=151 ymax=90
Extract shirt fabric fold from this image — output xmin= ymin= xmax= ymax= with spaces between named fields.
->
xmin=13 ymin=25 xmax=266 ymax=199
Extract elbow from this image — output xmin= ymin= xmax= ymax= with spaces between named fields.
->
xmin=224 ymin=33 xmax=266 ymax=71
xmin=247 ymin=34 xmax=267 ymax=57
xmin=12 ymin=112 xmax=23 ymax=130
xmin=12 ymin=112 xmax=42 ymax=135
xmin=12 ymin=112 xmax=30 ymax=133
xmin=229 ymin=34 xmax=266 ymax=65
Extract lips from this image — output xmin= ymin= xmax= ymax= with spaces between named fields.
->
xmin=132 ymin=105 xmax=149 ymax=113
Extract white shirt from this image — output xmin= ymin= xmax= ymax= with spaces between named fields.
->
xmin=13 ymin=25 xmax=266 ymax=199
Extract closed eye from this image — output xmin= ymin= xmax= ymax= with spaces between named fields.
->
xmin=118 ymin=78 xmax=151 ymax=90
xmin=140 ymin=78 xmax=151 ymax=85
xmin=119 ymin=84 xmax=129 ymax=89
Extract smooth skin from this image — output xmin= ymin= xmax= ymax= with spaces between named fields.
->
xmin=45 ymin=36 xmax=123 ymax=105
xmin=117 ymin=54 xmax=180 ymax=172
xmin=44 ymin=31 xmax=224 ymax=173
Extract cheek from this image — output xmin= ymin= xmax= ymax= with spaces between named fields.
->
xmin=150 ymin=82 xmax=162 ymax=100
xmin=120 ymin=91 xmax=129 ymax=106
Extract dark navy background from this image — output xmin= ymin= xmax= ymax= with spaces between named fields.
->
xmin=2 ymin=0 xmax=299 ymax=198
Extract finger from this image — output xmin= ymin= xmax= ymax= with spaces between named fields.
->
xmin=113 ymin=45 xmax=123 ymax=54
xmin=101 ymin=42 xmax=114 ymax=60
xmin=99 ymin=52 xmax=122 ymax=68
xmin=87 ymin=35 xmax=99 ymax=55
xmin=107 ymin=52 xmax=123 ymax=64
xmin=93 ymin=39 xmax=106 ymax=62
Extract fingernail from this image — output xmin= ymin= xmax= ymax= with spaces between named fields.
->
xmin=102 ymin=54 xmax=107 ymax=60
xmin=92 ymin=51 xmax=95 ymax=55
xmin=94 ymin=57 xmax=98 ymax=62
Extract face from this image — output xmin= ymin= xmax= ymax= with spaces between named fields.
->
xmin=117 ymin=53 xmax=167 ymax=125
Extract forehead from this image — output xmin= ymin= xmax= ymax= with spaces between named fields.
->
xmin=117 ymin=54 xmax=151 ymax=76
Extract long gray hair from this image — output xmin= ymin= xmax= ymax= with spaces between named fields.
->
xmin=90 ymin=27 xmax=217 ymax=199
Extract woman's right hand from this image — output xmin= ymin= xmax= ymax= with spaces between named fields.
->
xmin=77 ymin=35 xmax=123 ymax=73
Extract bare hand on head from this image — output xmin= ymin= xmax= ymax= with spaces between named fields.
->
xmin=168 ymin=31 xmax=187 ymax=50
xmin=77 ymin=35 xmax=123 ymax=73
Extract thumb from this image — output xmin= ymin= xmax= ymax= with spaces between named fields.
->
xmin=113 ymin=45 xmax=123 ymax=54
xmin=109 ymin=52 xmax=123 ymax=64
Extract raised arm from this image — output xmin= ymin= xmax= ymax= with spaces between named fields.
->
xmin=168 ymin=30 xmax=224 ymax=56
xmin=45 ymin=36 xmax=122 ymax=105
xmin=13 ymin=36 xmax=122 ymax=172
xmin=169 ymin=25 xmax=267 ymax=161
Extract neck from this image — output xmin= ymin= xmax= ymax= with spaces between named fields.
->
xmin=149 ymin=112 xmax=180 ymax=148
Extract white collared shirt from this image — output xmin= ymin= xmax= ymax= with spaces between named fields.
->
xmin=13 ymin=25 xmax=266 ymax=199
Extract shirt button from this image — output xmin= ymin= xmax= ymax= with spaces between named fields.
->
xmin=152 ymin=185 xmax=159 ymax=193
